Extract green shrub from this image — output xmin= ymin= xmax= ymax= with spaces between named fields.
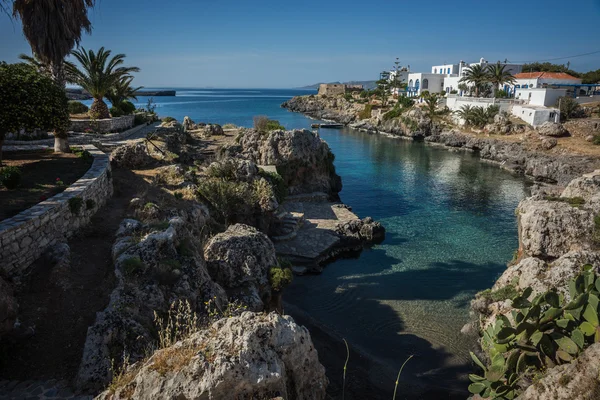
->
xmin=0 ymin=166 xmax=22 ymax=189
xmin=222 ymin=123 xmax=238 ymax=129
xmin=68 ymin=100 xmax=89 ymax=115
xmin=206 ymin=161 xmax=238 ymax=180
xmin=469 ymin=267 xmax=600 ymax=399
xmin=110 ymin=106 xmax=124 ymax=117
xmin=544 ymin=196 xmax=586 ymax=207
xmin=269 ymin=265 xmax=293 ymax=291
xmin=196 ymin=178 xmax=263 ymax=224
xmin=258 ymin=169 xmax=288 ymax=203
xmin=265 ymin=119 xmax=285 ymax=131
xmin=478 ymin=285 xmax=519 ymax=303
xmin=86 ymin=199 xmax=96 ymax=210
xmin=592 ymin=135 xmax=600 ymax=145
xmin=134 ymin=113 xmax=147 ymax=126
xmin=556 ymin=96 xmax=584 ymax=121
xmin=162 ymin=116 xmax=176 ymax=123
xmin=71 ymin=148 xmax=93 ymax=161
xmin=68 ymin=197 xmax=84 ymax=214
xmin=253 ymin=115 xmax=285 ymax=132
xmin=358 ymin=104 xmax=373 ymax=120
xmin=122 ymin=256 xmax=143 ymax=276
xmin=120 ymin=100 xmax=136 ymax=115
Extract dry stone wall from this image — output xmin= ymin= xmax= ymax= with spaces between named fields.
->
xmin=0 ymin=145 xmax=112 ymax=279
xmin=69 ymin=115 xmax=134 ymax=134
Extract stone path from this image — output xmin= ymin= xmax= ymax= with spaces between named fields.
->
xmin=274 ymin=193 xmax=360 ymax=271
xmin=0 ymin=380 xmax=92 ymax=400
xmin=3 ymin=145 xmax=50 ymax=152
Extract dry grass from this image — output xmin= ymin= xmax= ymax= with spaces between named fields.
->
xmin=148 ymin=345 xmax=197 ymax=376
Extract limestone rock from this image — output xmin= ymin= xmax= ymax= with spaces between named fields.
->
xmin=204 ymin=224 xmax=276 ymax=310
xmin=237 ymin=129 xmax=342 ymax=197
xmin=0 ymin=277 xmax=18 ymax=337
xmin=95 ymin=312 xmax=328 ymax=400
xmin=537 ymin=122 xmax=570 ymax=137
xmin=336 ymin=216 xmax=386 ymax=245
xmin=541 ymin=137 xmax=557 ymax=150
xmin=44 ymin=242 xmax=72 ymax=290
xmin=517 ymin=197 xmax=596 ymax=259
xmin=204 ymin=123 xmax=224 ymax=136
xmin=518 ymin=343 xmax=600 ymax=399
xmin=207 ymin=159 xmax=259 ymax=182
xmin=111 ymin=142 xmax=155 ymax=169
xmin=561 ymin=169 xmax=600 ymax=202
xmin=182 ymin=116 xmax=195 ymax=132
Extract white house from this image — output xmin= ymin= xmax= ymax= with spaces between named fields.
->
xmin=514 ymin=88 xmax=567 ymax=107
xmin=406 ymin=73 xmax=445 ymax=97
xmin=512 ymin=72 xmax=582 ymax=89
xmin=511 ymin=105 xmax=560 ymax=126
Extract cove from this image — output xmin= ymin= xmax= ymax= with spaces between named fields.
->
xmin=284 ymin=127 xmax=532 ymax=398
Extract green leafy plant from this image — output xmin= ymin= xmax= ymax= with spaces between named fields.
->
xmin=122 ymin=256 xmax=143 ymax=276
xmin=358 ymin=104 xmax=373 ymax=120
xmin=162 ymin=116 xmax=176 ymax=123
xmin=68 ymin=196 xmax=84 ymax=214
xmin=110 ymin=106 xmax=124 ymax=117
xmin=253 ymin=115 xmax=284 ymax=132
xmin=469 ymin=267 xmax=600 ymax=399
xmin=269 ymin=265 xmax=293 ymax=292
xmin=0 ymin=166 xmax=22 ymax=189
xmin=544 ymin=196 xmax=585 ymax=207
xmin=68 ymin=100 xmax=89 ymax=114
xmin=258 ymin=169 xmax=288 ymax=203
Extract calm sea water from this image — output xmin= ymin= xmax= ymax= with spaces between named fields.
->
xmin=94 ymin=89 xmax=531 ymax=395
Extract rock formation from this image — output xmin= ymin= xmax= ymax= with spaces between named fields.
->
xmin=537 ymin=121 xmax=570 ymax=137
xmin=95 ymin=312 xmax=328 ymax=400
xmin=236 ymin=128 xmax=342 ymax=197
xmin=0 ymin=277 xmax=18 ymax=337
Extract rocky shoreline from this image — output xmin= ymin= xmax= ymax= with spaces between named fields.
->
xmin=283 ymin=94 xmax=600 ymax=398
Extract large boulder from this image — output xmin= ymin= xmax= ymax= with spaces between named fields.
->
xmin=238 ymin=129 xmax=342 ymax=197
xmin=537 ymin=122 xmax=570 ymax=137
xmin=561 ymin=169 xmax=600 ymax=204
xmin=336 ymin=216 xmax=386 ymax=245
xmin=204 ymin=224 xmax=276 ymax=310
xmin=111 ymin=142 xmax=155 ymax=169
xmin=517 ymin=197 xmax=597 ymax=259
xmin=0 ymin=277 xmax=18 ymax=337
xmin=518 ymin=343 xmax=600 ymax=399
xmin=95 ymin=312 xmax=328 ymax=400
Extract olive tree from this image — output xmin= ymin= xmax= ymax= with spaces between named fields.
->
xmin=0 ymin=63 xmax=70 ymax=164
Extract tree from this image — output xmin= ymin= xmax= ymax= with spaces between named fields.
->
xmin=12 ymin=0 xmax=95 ymax=152
xmin=0 ymin=63 xmax=70 ymax=164
xmin=66 ymin=47 xmax=140 ymax=119
xmin=487 ymin=63 xmax=516 ymax=97
xmin=421 ymin=92 xmax=442 ymax=117
xmin=375 ymin=71 xmax=390 ymax=107
xmin=556 ymin=96 xmax=583 ymax=121
xmin=105 ymin=75 xmax=143 ymax=112
xmin=521 ymin=62 xmax=580 ymax=78
xmin=12 ymin=0 xmax=95 ymax=86
xmin=459 ymin=64 xmax=489 ymax=97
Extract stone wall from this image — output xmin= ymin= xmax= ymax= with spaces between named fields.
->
xmin=69 ymin=115 xmax=135 ymax=134
xmin=318 ymin=84 xmax=345 ymax=97
xmin=0 ymin=145 xmax=113 ymax=279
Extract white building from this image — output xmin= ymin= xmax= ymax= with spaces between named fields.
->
xmin=388 ymin=69 xmax=410 ymax=95
xmin=406 ymin=73 xmax=445 ymax=97
xmin=514 ymin=88 xmax=567 ymax=107
xmin=512 ymin=105 xmax=560 ymax=126
xmin=512 ymin=72 xmax=582 ymax=89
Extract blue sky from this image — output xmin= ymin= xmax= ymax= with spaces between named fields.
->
xmin=1 ymin=0 xmax=600 ymax=88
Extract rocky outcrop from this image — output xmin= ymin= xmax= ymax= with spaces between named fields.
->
xmin=0 ymin=277 xmax=18 ymax=337
xmin=111 ymin=142 xmax=155 ymax=169
xmin=517 ymin=343 xmax=600 ymax=400
xmin=336 ymin=216 xmax=386 ymax=245
xmin=96 ymin=312 xmax=327 ymax=400
xmin=204 ymin=224 xmax=276 ymax=311
xmin=76 ymin=212 xmax=227 ymax=391
xmin=425 ymin=130 xmax=600 ymax=185
xmin=236 ymin=129 xmax=342 ymax=197
xmin=537 ymin=122 xmax=570 ymax=137
xmin=282 ymin=95 xmax=358 ymax=124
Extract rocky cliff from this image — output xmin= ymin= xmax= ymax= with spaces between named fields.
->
xmin=96 ymin=312 xmax=327 ymax=400
xmin=282 ymin=95 xmax=359 ymax=124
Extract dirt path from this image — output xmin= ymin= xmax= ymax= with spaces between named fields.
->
xmin=0 ymin=168 xmax=141 ymax=382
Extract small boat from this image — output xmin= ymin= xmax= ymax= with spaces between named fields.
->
xmin=311 ymin=123 xmax=344 ymax=129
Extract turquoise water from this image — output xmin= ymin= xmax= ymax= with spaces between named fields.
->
xmin=93 ymin=89 xmax=531 ymax=396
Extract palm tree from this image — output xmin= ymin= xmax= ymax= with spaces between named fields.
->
xmin=13 ymin=0 xmax=95 ymax=87
xmin=454 ymin=105 xmax=473 ymax=125
xmin=487 ymin=63 xmax=516 ymax=98
xmin=421 ymin=92 xmax=441 ymax=117
xmin=66 ymin=47 xmax=140 ymax=119
xmin=459 ymin=64 xmax=489 ymax=97
xmin=18 ymin=53 xmax=51 ymax=76
xmin=12 ymin=0 xmax=95 ymax=152
xmin=105 ymin=76 xmax=143 ymax=110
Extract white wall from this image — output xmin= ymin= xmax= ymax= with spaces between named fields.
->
xmin=446 ymin=96 xmax=515 ymax=113
xmin=407 ymin=73 xmax=445 ymax=96
xmin=512 ymin=105 xmax=559 ymax=126
xmin=576 ymin=95 xmax=600 ymax=104
xmin=514 ymin=88 xmax=567 ymax=107
xmin=443 ymin=76 xmax=462 ymax=93
xmin=431 ymin=64 xmax=458 ymax=75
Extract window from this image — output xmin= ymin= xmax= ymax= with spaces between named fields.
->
xmin=447 ymin=68 xmax=451 ymax=74
xmin=549 ymin=112 xmax=555 ymax=118
xmin=434 ymin=68 xmax=437 ymax=73
xmin=422 ymin=79 xmax=429 ymax=89
xmin=415 ymin=79 xmax=420 ymax=90
xmin=408 ymin=79 xmax=413 ymax=88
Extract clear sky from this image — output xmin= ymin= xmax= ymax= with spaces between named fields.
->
xmin=1 ymin=0 xmax=600 ymax=88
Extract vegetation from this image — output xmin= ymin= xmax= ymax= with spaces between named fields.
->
xmin=460 ymin=64 xmax=489 ymax=97
xmin=469 ymin=267 xmax=600 ymax=399
xmin=269 ymin=265 xmax=293 ymax=291
xmin=544 ymin=196 xmax=586 ymax=207
xmin=105 ymin=75 xmax=142 ymax=114
xmin=68 ymin=100 xmax=89 ymax=115
xmin=0 ymin=63 xmax=70 ymax=164
xmin=66 ymin=47 xmax=140 ymax=119
xmin=459 ymin=63 xmax=516 ymax=98
xmin=162 ymin=116 xmax=177 ymax=124
xmin=122 ymin=256 xmax=143 ymax=276
xmin=487 ymin=64 xmax=517 ymax=97
xmin=358 ymin=104 xmax=373 ymax=120
xmin=556 ymin=96 xmax=584 ymax=121
xmin=68 ymin=196 xmax=83 ymax=214
xmin=454 ymin=105 xmax=500 ymax=128
xmin=521 ymin=62 xmax=600 ymax=84
xmin=0 ymin=166 xmax=22 ymax=189
xmin=479 ymin=285 xmax=519 ymax=303
xmin=421 ymin=92 xmax=443 ymax=117
xmin=253 ymin=115 xmax=285 ymax=132
xmin=258 ymin=169 xmax=288 ymax=203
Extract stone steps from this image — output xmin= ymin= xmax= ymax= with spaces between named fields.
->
xmin=270 ymin=210 xmax=305 ymax=243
